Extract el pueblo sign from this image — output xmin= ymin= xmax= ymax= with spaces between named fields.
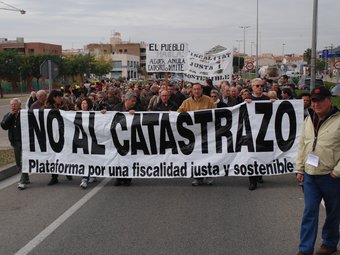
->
xmin=146 ymin=42 xmax=233 ymax=85
xmin=146 ymin=43 xmax=188 ymax=73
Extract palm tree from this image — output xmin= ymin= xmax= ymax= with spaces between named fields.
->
xmin=303 ymin=48 xmax=312 ymax=65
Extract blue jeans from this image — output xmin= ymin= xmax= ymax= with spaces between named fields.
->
xmin=299 ymin=173 xmax=340 ymax=254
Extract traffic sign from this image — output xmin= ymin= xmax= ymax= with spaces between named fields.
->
xmin=320 ymin=53 xmax=340 ymax=58
xmin=40 ymin=60 xmax=59 ymax=92
xmin=322 ymin=49 xmax=329 ymax=58
xmin=334 ymin=61 xmax=340 ymax=70
xmin=40 ymin=60 xmax=59 ymax=79
xmin=245 ymin=61 xmax=254 ymax=71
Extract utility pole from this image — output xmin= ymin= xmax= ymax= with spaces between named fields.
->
xmin=236 ymin=40 xmax=243 ymax=76
xmin=310 ymin=0 xmax=318 ymax=91
xmin=256 ymin=0 xmax=259 ymax=77
xmin=330 ymin=44 xmax=334 ymax=78
xmin=240 ymin=26 xmax=250 ymax=55
xmin=250 ymin=42 xmax=255 ymax=57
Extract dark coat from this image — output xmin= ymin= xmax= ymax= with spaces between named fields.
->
xmin=152 ymin=100 xmax=178 ymax=111
xmin=216 ymin=100 xmax=228 ymax=108
xmin=1 ymin=112 xmax=21 ymax=146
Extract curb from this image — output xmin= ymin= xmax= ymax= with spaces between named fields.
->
xmin=0 ymin=163 xmax=19 ymax=181
xmin=0 ymin=94 xmax=29 ymax=101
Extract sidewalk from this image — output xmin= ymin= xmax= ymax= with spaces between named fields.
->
xmin=0 ymin=163 xmax=18 ymax=181
xmin=0 ymin=93 xmax=30 ymax=182
xmin=0 ymin=92 xmax=30 ymax=101
xmin=324 ymin=75 xmax=340 ymax=83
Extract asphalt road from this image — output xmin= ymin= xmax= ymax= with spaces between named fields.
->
xmin=1 ymin=173 xmax=337 ymax=255
xmin=0 ymin=93 xmax=338 ymax=255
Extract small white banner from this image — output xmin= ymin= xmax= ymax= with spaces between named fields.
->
xmin=21 ymin=100 xmax=303 ymax=178
xmin=146 ymin=43 xmax=189 ymax=73
xmin=183 ymin=49 xmax=233 ymax=85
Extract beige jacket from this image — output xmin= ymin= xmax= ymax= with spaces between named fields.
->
xmin=296 ymin=109 xmax=340 ymax=177
xmin=177 ymin=95 xmax=215 ymax=112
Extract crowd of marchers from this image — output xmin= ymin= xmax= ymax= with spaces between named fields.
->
xmin=3 ymin=73 xmax=314 ymax=191
xmin=1 ymin=72 xmax=339 ymax=255
xmin=2 ymin=73 xmax=340 ymax=255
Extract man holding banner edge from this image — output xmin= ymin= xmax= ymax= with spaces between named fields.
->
xmin=177 ymin=83 xmax=215 ymax=186
xmin=295 ymin=87 xmax=340 ymax=255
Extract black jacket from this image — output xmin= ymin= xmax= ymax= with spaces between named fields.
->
xmin=152 ymin=100 xmax=178 ymax=111
xmin=1 ymin=112 xmax=21 ymax=145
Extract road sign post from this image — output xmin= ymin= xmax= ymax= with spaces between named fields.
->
xmin=40 ymin=60 xmax=59 ymax=92
xmin=334 ymin=61 xmax=340 ymax=70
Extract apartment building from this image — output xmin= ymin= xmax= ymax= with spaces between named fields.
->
xmin=0 ymin=37 xmax=62 ymax=55
xmin=85 ymin=32 xmax=146 ymax=79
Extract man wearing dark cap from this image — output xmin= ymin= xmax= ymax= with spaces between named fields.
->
xmin=295 ymin=87 xmax=340 ymax=255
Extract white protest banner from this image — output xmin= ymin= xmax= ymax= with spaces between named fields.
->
xmin=21 ymin=100 xmax=303 ymax=178
xmin=146 ymin=43 xmax=189 ymax=73
xmin=183 ymin=49 xmax=233 ymax=85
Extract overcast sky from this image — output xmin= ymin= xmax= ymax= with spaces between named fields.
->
xmin=1 ymin=0 xmax=339 ymax=55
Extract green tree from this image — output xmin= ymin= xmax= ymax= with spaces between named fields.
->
xmin=0 ymin=50 xmax=24 ymax=92
xmin=61 ymin=54 xmax=95 ymax=82
xmin=23 ymin=54 xmax=63 ymax=90
xmin=316 ymin=59 xmax=327 ymax=72
xmin=91 ymin=59 xmax=112 ymax=78
xmin=303 ymin=48 xmax=312 ymax=65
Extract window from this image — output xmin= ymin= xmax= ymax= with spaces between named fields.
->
xmin=112 ymin=61 xmax=122 ymax=69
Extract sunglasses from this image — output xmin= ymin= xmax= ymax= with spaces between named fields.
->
xmin=255 ymin=85 xmax=264 ymax=88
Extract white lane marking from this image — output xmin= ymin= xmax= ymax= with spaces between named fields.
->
xmin=15 ymin=178 xmax=110 ymax=255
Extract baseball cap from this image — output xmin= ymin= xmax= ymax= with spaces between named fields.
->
xmin=311 ymin=86 xmax=331 ymax=100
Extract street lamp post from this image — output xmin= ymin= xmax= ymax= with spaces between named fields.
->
xmin=236 ymin=40 xmax=243 ymax=76
xmin=256 ymin=0 xmax=259 ymax=77
xmin=250 ymin=42 xmax=255 ymax=57
xmin=18 ymin=66 xmax=23 ymax=96
xmin=0 ymin=1 xmax=26 ymax=14
xmin=240 ymin=26 xmax=249 ymax=79
xmin=282 ymin=43 xmax=286 ymax=56
xmin=240 ymin=26 xmax=250 ymax=55
xmin=310 ymin=0 xmax=318 ymax=91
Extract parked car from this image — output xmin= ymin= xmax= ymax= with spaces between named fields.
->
xmin=297 ymin=76 xmax=324 ymax=90
xmin=331 ymin=84 xmax=340 ymax=96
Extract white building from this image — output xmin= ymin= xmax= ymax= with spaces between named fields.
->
xmin=111 ymin=53 xmax=139 ymax=80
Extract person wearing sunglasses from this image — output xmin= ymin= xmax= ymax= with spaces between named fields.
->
xmin=248 ymin=78 xmax=270 ymax=190
xmin=210 ymin=90 xmax=227 ymax=108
